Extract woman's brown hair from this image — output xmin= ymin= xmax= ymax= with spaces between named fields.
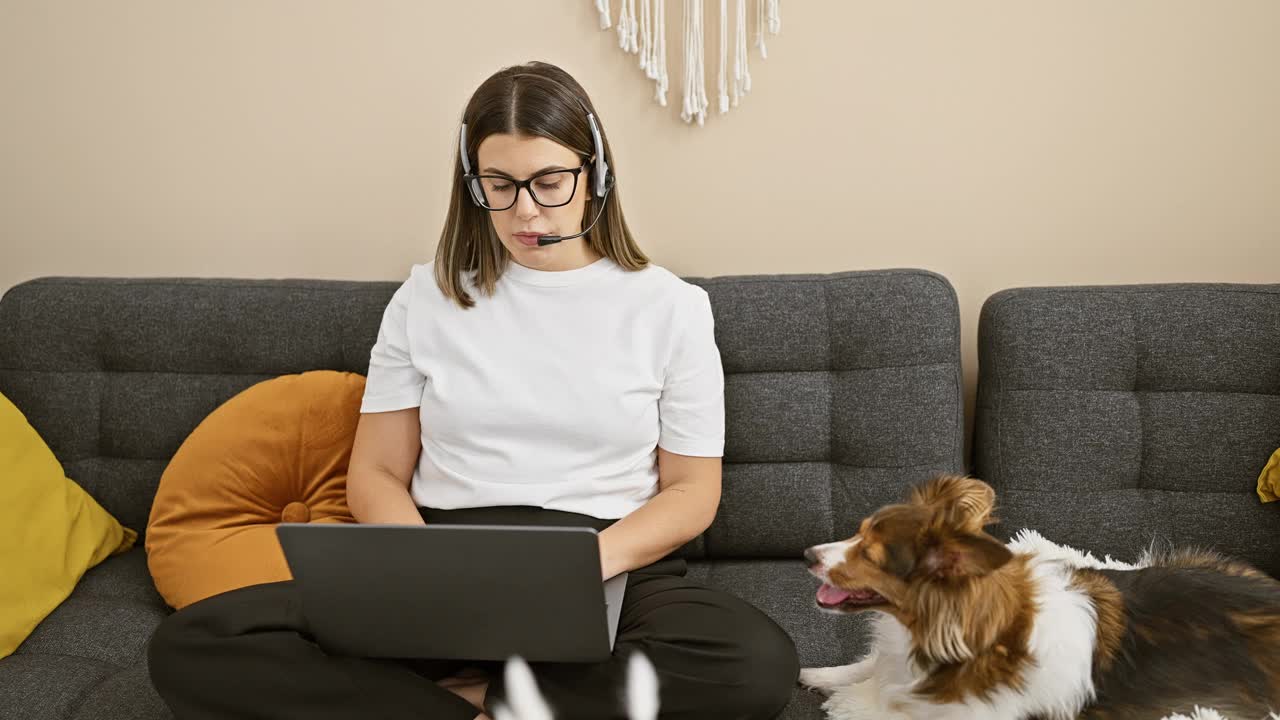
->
xmin=434 ymin=61 xmax=648 ymax=308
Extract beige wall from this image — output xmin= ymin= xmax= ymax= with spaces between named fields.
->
xmin=3 ymin=1 xmax=1278 ymax=448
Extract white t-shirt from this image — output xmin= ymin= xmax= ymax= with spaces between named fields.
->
xmin=359 ymin=256 xmax=725 ymax=519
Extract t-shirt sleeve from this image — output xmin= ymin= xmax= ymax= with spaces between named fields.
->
xmin=360 ymin=273 xmax=426 ymax=413
xmin=658 ymin=287 xmax=726 ymax=457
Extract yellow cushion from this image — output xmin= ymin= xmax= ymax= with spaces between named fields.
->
xmin=146 ymin=371 xmax=361 ymax=610
xmin=1258 ymin=447 xmax=1280 ymax=503
xmin=0 ymin=392 xmax=136 ymax=658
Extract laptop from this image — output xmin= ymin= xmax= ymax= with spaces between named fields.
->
xmin=275 ymin=523 xmax=628 ymax=663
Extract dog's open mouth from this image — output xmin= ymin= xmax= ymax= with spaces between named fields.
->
xmin=816 ymin=583 xmax=886 ymax=609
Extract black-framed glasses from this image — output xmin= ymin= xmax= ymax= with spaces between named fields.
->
xmin=462 ymin=164 xmax=587 ymax=211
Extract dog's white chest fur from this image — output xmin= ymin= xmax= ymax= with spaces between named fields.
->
xmin=803 ymin=535 xmax=1112 ymax=720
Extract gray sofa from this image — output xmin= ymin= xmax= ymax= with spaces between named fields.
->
xmin=0 ymin=269 xmax=964 ymax=720
xmin=5 ymin=275 xmax=1274 ymax=720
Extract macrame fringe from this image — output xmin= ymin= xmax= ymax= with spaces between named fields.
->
xmin=681 ymin=0 xmax=708 ymax=125
xmin=617 ymin=0 xmax=638 ymax=53
xmin=592 ymin=0 xmax=780 ymax=123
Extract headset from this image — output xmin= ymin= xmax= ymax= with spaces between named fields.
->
xmin=457 ymin=79 xmax=613 ymax=246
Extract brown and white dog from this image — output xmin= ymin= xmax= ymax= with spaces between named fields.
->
xmin=799 ymin=475 xmax=1280 ymax=720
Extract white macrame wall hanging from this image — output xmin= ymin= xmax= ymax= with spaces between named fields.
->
xmin=593 ymin=0 xmax=781 ymax=126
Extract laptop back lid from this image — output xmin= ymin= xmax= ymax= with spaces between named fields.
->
xmin=276 ymin=523 xmax=621 ymax=662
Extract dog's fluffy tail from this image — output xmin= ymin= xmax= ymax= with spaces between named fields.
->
xmin=493 ymin=652 xmax=660 ymax=720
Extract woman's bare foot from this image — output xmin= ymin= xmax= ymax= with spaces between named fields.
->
xmin=441 ymin=676 xmax=489 ymax=714
xmin=438 ymin=666 xmax=489 ymax=688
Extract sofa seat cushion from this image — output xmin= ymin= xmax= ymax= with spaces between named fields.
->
xmin=10 ymin=592 xmax=165 ymax=669
xmin=0 ymin=653 xmax=118 ymax=719
xmin=65 ymin=663 xmax=170 ymax=720
xmin=72 ymin=547 xmax=168 ymax=608
xmin=687 ymin=559 xmax=875 ymax=670
xmin=0 ymin=546 xmax=171 ymax=718
xmin=1 ymin=548 xmax=173 ymax=718
xmin=687 ymin=559 xmax=873 ymax=719
xmin=0 ymin=654 xmax=170 ymax=720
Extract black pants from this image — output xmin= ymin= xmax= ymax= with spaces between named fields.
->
xmin=148 ymin=506 xmax=799 ymax=719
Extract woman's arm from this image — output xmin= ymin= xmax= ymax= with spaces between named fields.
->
xmin=596 ymin=448 xmax=722 ymax=580
xmin=346 ymin=407 xmax=427 ymax=525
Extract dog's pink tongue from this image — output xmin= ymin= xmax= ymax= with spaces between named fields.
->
xmin=817 ymin=583 xmax=852 ymax=605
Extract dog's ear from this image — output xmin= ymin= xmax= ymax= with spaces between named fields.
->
xmin=882 ymin=539 xmax=918 ymax=579
xmin=921 ymin=531 xmax=1012 ymax=579
xmin=910 ymin=475 xmax=997 ymax=532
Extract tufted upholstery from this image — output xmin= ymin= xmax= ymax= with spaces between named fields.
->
xmin=972 ymin=284 xmax=1280 ymax=576
xmin=0 ymin=279 xmax=397 ymax=540
xmin=0 ymin=273 xmax=964 ymax=559
xmin=691 ymin=271 xmax=964 ymax=558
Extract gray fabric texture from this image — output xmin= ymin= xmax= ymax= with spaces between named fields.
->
xmin=973 ymin=284 xmax=1280 ymax=575
xmin=0 ymin=550 xmax=169 ymax=720
xmin=0 ymin=272 xmax=965 ymax=554
xmin=0 ymin=270 xmax=963 ymax=719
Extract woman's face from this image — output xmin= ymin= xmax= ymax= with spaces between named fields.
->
xmin=474 ymin=132 xmax=599 ymax=272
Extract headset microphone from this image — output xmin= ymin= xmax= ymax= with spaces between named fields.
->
xmin=537 ymin=178 xmax=613 ymax=246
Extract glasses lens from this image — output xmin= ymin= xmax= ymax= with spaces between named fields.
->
xmin=477 ymin=177 xmax=516 ymax=210
xmin=528 ymin=170 xmax=577 ymax=207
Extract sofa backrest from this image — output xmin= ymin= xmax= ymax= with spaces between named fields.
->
xmin=972 ymin=284 xmax=1280 ymax=575
xmin=0 ymin=278 xmax=397 ymax=538
xmin=0 ymin=270 xmax=964 ymax=559
xmin=690 ymin=270 xmax=964 ymax=557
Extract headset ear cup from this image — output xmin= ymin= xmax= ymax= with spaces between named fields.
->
xmin=586 ymin=113 xmax=610 ymax=198
xmin=458 ymin=122 xmax=485 ymax=208
xmin=596 ymin=158 xmax=610 ymax=198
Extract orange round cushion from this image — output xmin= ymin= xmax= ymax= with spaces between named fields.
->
xmin=146 ymin=370 xmax=363 ymax=609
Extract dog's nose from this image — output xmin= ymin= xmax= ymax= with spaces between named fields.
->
xmin=803 ymin=547 xmax=819 ymax=568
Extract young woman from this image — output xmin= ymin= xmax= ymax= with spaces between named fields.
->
xmin=148 ymin=61 xmax=798 ymax=720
